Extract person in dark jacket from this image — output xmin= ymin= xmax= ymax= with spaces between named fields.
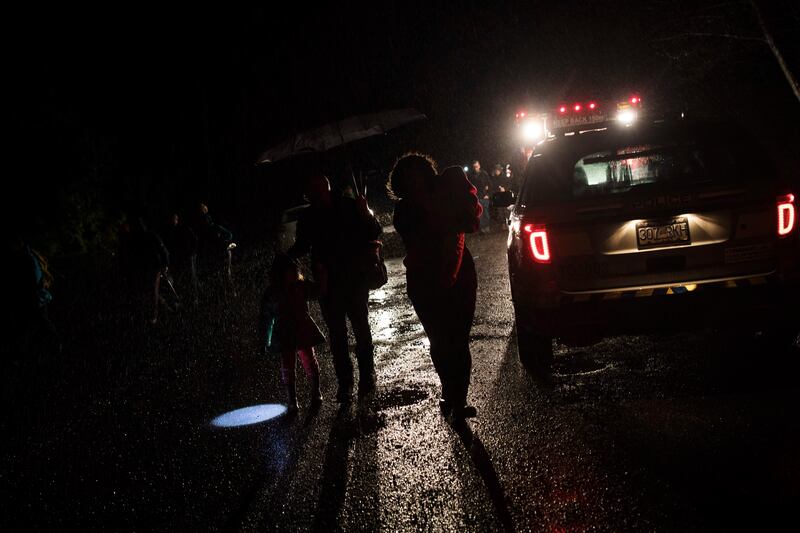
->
xmin=260 ymin=254 xmax=325 ymax=412
xmin=163 ymin=213 xmax=200 ymax=304
xmin=4 ymin=235 xmax=59 ymax=362
xmin=468 ymin=160 xmax=492 ymax=232
xmin=121 ymin=218 xmax=169 ymax=324
xmin=194 ymin=203 xmax=235 ymax=297
xmin=391 ymin=154 xmax=482 ymax=421
xmin=288 ymin=174 xmax=382 ymax=401
xmin=489 ymin=164 xmax=513 ymax=223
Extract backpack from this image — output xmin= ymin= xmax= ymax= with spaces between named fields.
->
xmin=357 ymin=240 xmax=388 ymax=290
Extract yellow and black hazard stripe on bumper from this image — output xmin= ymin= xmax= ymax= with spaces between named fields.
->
xmin=560 ymin=274 xmax=780 ymax=305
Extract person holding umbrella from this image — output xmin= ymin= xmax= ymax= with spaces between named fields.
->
xmin=288 ymin=175 xmax=382 ymax=402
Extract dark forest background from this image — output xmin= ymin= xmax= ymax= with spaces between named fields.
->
xmin=8 ymin=0 xmax=800 ymax=258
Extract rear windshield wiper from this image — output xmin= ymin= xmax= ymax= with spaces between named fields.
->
xmin=583 ymin=145 xmax=687 ymax=165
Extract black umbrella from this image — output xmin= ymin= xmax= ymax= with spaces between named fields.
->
xmin=257 ymin=108 xmax=426 ymax=193
xmin=257 ymin=108 xmax=426 ymax=164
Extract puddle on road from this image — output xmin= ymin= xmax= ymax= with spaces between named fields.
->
xmin=372 ymin=306 xmax=397 ymax=342
xmin=371 ymin=307 xmax=424 ymax=343
xmin=373 ymin=388 xmax=429 ymax=411
xmin=369 ymin=288 xmax=388 ymax=303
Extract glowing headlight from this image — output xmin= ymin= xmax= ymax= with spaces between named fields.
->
xmin=521 ymin=121 xmax=543 ymax=142
xmin=616 ymin=109 xmax=637 ymax=126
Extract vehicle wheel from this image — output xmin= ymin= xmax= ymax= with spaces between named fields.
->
xmin=516 ymin=321 xmax=554 ymax=374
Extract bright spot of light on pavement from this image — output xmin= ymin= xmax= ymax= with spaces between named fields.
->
xmin=211 ymin=404 xmax=287 ymax=428
xmin=369 ymin=288 xmax=387 ymax=303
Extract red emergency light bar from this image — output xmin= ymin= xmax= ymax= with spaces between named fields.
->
xmin=557 ymin=101 xmax=603 ymax=114
xmin=549 ymin=94 xmax=643 ymax=133
xmin=556 ymin=96 xmax=640 ymax=114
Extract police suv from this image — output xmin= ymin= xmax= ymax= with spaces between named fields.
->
xmin=507 ymin=97 xmax=799 ymax=372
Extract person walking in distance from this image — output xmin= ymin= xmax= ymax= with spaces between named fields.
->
xmin=391 ymin=154 xmax=482 ymax=421
xmin=468 ymin=160 xmax=492 ymax=233
xmin=121 ymin=217 xmax=169 ymax=324
xmin=288 ymin=175 xmax=382 ymax=402
xmin=163 ymin=213 xmax=200 ymax=305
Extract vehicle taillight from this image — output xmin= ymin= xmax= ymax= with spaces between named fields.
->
xmin=573 ymin=103 xmax=582 ymax=112
xmin=588 ymin=102 xmax=597 ymax=110
xmin=558 ymin=105 xmax=567 ymax=114
xmin=778 ymin=193 xmax=796 ymax=236
xmin=523 ymin=224 xmax=551 ymax=263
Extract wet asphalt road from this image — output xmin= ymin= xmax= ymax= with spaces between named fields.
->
xmin=219 ymin=230 xmax=800 ymax=531
xmin=9 ymin=229 xmax=800 ymax=531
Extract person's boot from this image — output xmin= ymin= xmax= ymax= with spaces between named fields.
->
xmin=439 ymin=398 xmax=453 ymax=416
xmin=358 ymin=370 xmax=377 ymax=398
xmin=310 ymin=375 xmax=323 ymax=407
xmin=335 ymin=382 xmax=354 ymax=403
xmin=452 ymin=404 xmax=477 ymax=420
xmin=285 ymin=382 xmax=299 ymax=413
xmin=438 ymin=381 xmax=454 ymax=416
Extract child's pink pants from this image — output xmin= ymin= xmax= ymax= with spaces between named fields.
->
xmin=280 ymin=347 xmax=320 ymax=385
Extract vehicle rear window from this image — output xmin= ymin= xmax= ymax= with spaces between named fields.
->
xmin=573 ymin=143 xmax=709 ymax=197
xmin=520 ymin=124 xmax=764 ymax=206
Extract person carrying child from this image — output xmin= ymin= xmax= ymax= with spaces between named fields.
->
xmin=260 ymin=254 xmax=325 ymax=412
xmin=391 ymin=154 xmax=482 ymax=421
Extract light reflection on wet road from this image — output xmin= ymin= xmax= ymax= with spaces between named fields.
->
xmin=12 ymin=230 xmax=799 ymax=531
xmin=230 ymin=231 xmax=800 ymax=532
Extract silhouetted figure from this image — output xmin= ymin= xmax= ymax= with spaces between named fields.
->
xmin=4 ymin=235 xmax=59 ymax=363
xmin=194 ymin=203 xmax=236 ymax=297
xmin=260 ymin=254 xmax=325 ymax=412
xmin=510 ymin=166 xmax=519 ymax=193
xmin=391 ymin=154 xmax=482 ymax=421
xmin=163 ymin=213 xmax=199 ymax=304
xmin=288 ymin=175 xmax=382 ymax=402
xmin=574 ymin=166 xmax=589 ymax=195
xmin=468 ymin=160 xmax=492 ymax=232
xmin=489 ymin=163 xmax=511 ymax=223
xmin=490 ymin=164 xmax=506 ymax=193
xmin=121 ymin=218 xmax=169 ymax=324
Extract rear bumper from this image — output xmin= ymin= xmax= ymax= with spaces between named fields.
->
xmin=515 ymin=273 xmax=800 ymax=339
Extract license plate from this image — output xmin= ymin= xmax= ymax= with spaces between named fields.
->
xmin=636 ymin=217 xmax=691 ymax=249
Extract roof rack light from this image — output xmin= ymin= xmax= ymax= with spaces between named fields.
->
xmin=616 ymin=109 xmax=637 ymax=126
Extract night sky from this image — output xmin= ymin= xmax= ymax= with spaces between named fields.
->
xmin=9 ymin=1 xmax=800 ymax=252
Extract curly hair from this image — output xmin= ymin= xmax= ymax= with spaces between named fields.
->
xmin=387 ymin=152 xmax=438 ymax=200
